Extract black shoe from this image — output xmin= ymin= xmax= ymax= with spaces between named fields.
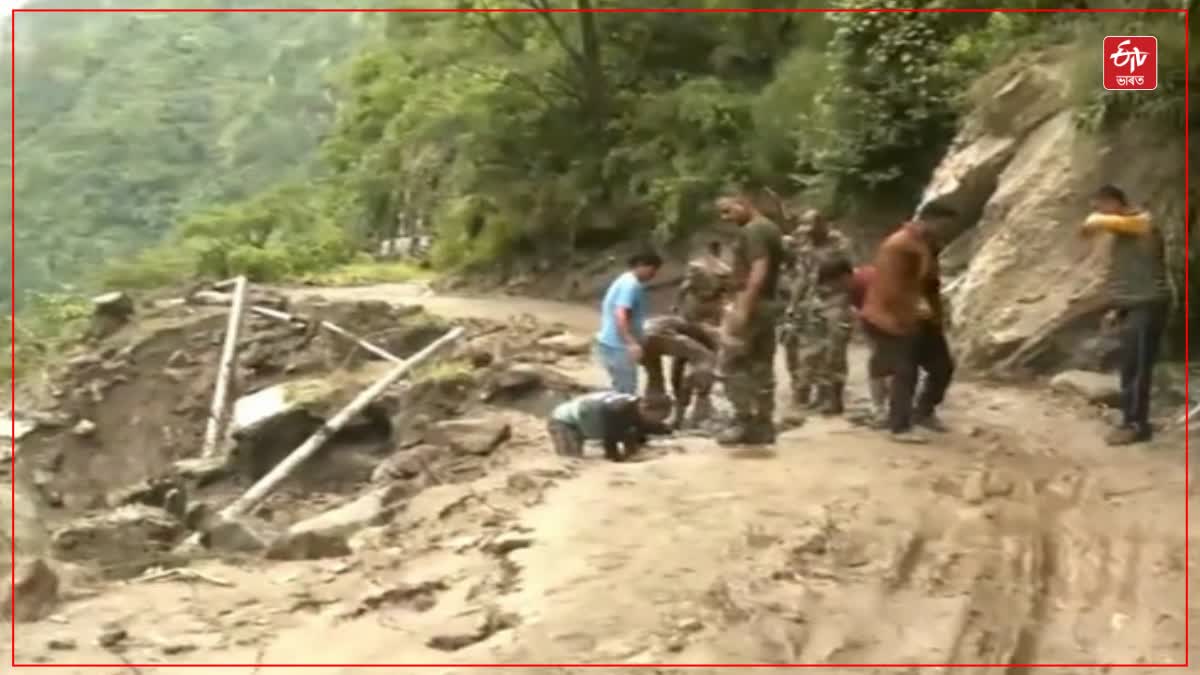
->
xmin=1106 ymin=424 xmax=1152 ymax=446
xmin=747 ymin=420 xmax=777 ymax=445
xmin=717 ymin=422 xmax=753 ymax=446
xmin=913 ymin=410 xmax=948 ymax=433
xmin=818 ymin=385 xmax=844 ymax=416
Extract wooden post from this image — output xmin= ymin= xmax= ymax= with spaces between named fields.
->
xmin=201 ymin=276 xmax=248 ymax=459
xmin=218 ymin=326 xmax=464 ymax=520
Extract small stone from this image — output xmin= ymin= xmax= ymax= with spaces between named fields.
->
xmin=162 ymin=642 xmax=196 ymax=656
xmin=483 ymin=532 xmax=534 ymax=556
xmin=3 ymin=558 xmax=59 ymax=622
xmin=265 ymin=531 xmax=352 ymax=561
xmin=676 ymin=617 xmax=703 ymax=633
xmin=71 ymin=419 xmax=97 ymax=437
xmin=97 ymin=627 xmax=127 ymax=647
xmin=46 ymin=638 xmax=76 ymax=651
xmin=1049 ymin=370 xmax=1120 ymax=407
xmin=32 ymin=468 xmax=54 ymax=488
xmin=426 ymin=417 xmax=512 ymax=457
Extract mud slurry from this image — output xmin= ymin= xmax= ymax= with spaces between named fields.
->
xmin=6 ymin=287 xmax=1194 ymax=671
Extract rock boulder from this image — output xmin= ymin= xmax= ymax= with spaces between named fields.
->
xmin=922 ymin=51 xmax=1185 ymax=374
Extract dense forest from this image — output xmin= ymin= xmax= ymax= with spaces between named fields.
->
xmin=5 ymin=1 xmax=1196 ymax=371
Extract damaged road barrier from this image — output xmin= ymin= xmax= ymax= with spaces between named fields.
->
xmin=217 ymin=325 xmax=466 ymax=522
xmin=202 ymin=276 xmax=248 ymax=459
xmin=188 ymin=289 xmax=404 ymax=365
xmin=248 ymin=305 xmax=403 ymax=364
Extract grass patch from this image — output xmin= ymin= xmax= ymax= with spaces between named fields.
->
xmin=412 ymin=358 xmax=474 ymax=384
xmin=6 ymin=292 xmax=94 ymax=380
xmin=297 ymin=259 xmax=435 ymax=287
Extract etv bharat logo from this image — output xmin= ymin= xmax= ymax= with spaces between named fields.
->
xmin=1103 ymin=36 xmax=1158 ymax=91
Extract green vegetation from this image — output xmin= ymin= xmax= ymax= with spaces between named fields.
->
xmin=6 ymin=1 xmax=1196 ymax=369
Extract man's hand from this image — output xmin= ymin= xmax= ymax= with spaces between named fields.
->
xmin=916 ymin=301 xmax=933 ymax=321
xmin=627 ymin=341 xmax=644 ymax=364
xmin=1101 ymin=309 xmax=1122 ymax=332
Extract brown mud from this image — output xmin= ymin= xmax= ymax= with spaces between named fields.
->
xmin=4 ymin=282 xmax=1193 ymax=673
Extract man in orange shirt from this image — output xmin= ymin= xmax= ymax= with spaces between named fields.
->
xmin=859 ymin=203 xmax=957 ymax=442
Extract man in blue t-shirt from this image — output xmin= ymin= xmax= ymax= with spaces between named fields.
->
xmin=595 ymin=252 xmax=663 ymax=395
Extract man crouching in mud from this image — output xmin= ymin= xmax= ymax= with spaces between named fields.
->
xmin=639 ymin=315 xmax=720 ymax=430
xmin=547 ymin=391 xmax=671 ymax=462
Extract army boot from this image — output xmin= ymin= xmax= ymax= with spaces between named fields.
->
xmin=791 ymin=384 xmax=812 ymax=408
xmin=716 ymin=417 xmax=755 ymax=446
xmin=669 ymin=404 xmax=688 ymax=432
xmin=818 ymin=384 xmax=845 ymax=416
xmin=746 ymin=417 xmax=777 ymax=445
xmin=807 ymin=384 xmax=828 ymax=410
xmin=687 ymin=395 xmax=714 ymax=428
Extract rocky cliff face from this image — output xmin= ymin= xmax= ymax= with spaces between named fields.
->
xmin=923 ymin=51 xmax=1186 ymax=375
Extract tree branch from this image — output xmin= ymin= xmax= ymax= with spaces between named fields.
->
xmin=523 ymin=0 xmax=586 ymax=68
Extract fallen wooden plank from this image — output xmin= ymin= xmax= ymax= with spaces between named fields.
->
xmin=218 ymin=326 xmax=465 ymax=520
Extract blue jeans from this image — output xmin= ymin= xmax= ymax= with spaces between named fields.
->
xmin=595 ymin=340 xmax=639 ymax=395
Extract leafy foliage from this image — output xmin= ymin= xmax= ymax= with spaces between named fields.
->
xmin=8 ymin=1 xmax=1193 ymax=324
xmin=7 ymin=0 xmax=374 ymax=304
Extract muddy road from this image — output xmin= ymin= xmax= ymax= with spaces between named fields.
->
xmin=9 ymin=284 xmax=1194 ymax=673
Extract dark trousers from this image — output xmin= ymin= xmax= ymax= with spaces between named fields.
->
xmin=914 ymin=322 xmax=955 ymax=416
xmin=863 ymin=320 xmax=919 ymax=433
xmin=1118 ymin=301 xmax=1167 ymax=431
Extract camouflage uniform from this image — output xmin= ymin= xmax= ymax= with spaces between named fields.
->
xmin=718 ymin=216 xmax=786 ymax=445
xmin=807 ymin=279 xmax=854 ymax=414
xmin=675 ymin=254 xmax=731 ymax=327
xmin=641 ymin=316 xmax=720 ymax=429
xmin=781 ymin=225 xmax=853 ymax=407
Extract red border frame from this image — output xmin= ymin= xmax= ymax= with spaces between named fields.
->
xmin=7 ymin=3 xmax=1190 ymax=667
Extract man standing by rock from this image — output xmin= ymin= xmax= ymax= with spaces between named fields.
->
xmin=1081 ymin=184 xmax=1170 ymax=446
xmin=715 ymin=193 xmax=786 ymax=446
xmin=595 ymin=252 xmax=663 ymax=395
xmin=859 ymin=203 xmax=957 ymax=443
xmin=782 ymin=209 xmax=854 ymax=409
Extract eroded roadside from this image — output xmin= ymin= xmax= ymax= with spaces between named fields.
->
xmin=5 ymin=283 xmax=1192 ymax=672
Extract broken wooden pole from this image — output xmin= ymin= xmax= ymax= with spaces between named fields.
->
xmin=218 ymin=325 xmax=465 ymax=520
xmin=201 ymin=276 xmax=248 ymax=459
xmin=248 ymin=306 xmax=402 ymax=364
xmin=1180 ymin=399 xmax=1200 ymax=427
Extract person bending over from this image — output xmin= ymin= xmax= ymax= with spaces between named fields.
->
xmin=640 ymin=315 xmax=720 ymax=429
xmin=547 ymin=391 xmax=670 ymax=462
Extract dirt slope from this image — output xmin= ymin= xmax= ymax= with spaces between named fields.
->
xmin=7 ymin=283 xmax=1193 ymax=673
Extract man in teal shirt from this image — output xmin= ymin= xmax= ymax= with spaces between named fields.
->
xmin=548 ymin=391 xmax=671 ymax=461
xmin=595 ymin=252 xmax=663 ymax=395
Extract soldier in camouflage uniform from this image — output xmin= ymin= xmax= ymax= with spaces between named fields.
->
xmin=639 ymin=315 xmax=720 ymax=429
xmin=781 ymin=209 xmax=854 ymax=409
xmin=715 ymin=194 xmax=786 ymax=446
xmin=673 ymin=240 xmax=731 ymax=327
xmin=806 ymin=257 xmax=856 ymax=415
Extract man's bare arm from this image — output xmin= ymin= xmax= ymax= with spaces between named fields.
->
xmin=737 ymin=257 xmax=769 ymax=318
xmin=615 ymin=307 xmax=638 ymax=349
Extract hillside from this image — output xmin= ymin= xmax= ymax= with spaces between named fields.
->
xmin=4 ymin=1 xmax=1194 ymax=377
xmin=5 ymin=0 xmax=377 ymax=305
